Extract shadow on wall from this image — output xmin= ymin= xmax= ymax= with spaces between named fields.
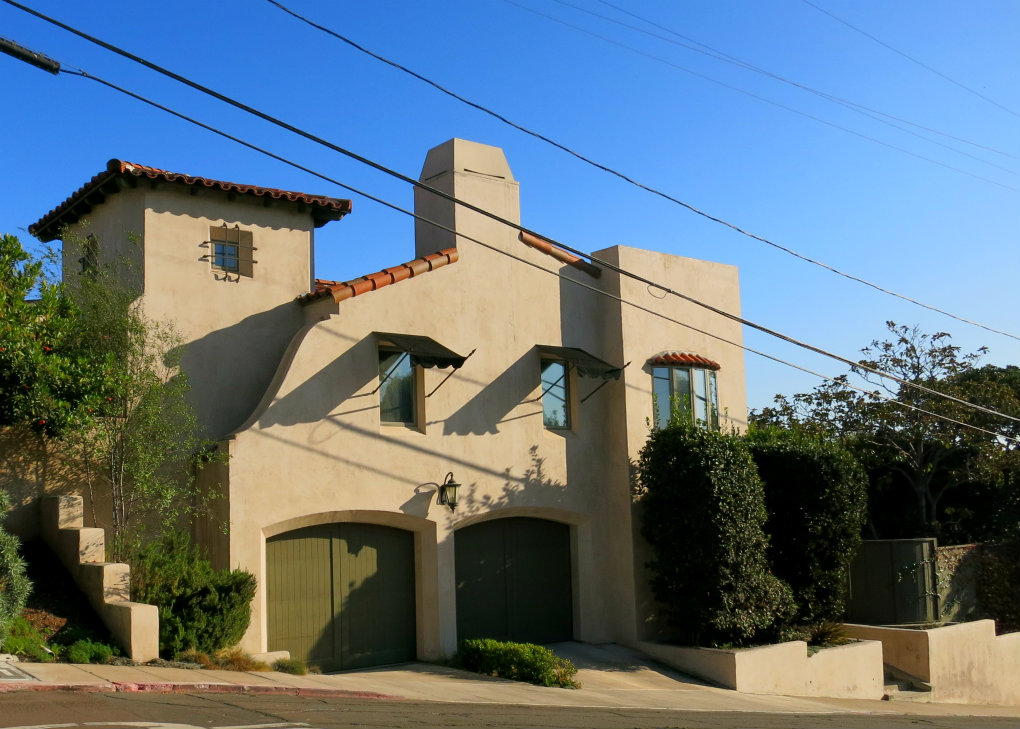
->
xmin=177 ymin=301 xmax=307 ymax=438
xmin=256 ymin=337 xmax=377 ymax=430
xmin=443 ymin=353 xmax=539 ymax=436
xmin=0 ymin=426 xmax=104 ymax=540
xmin=398 ymin=445 xmax=569 ymax=520
xmin=455 ymin=445 xmax=569 ymax=519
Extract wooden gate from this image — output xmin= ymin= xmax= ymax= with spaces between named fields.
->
xmin=846 ymin=538 xmax=937 ymax=624
xmin=266 ymin=523 xmax=416 ymax=671
xmin=455 ymin=517 xmax=573 ymax=643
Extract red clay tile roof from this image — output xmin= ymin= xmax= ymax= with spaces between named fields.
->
xmin=649 ymin=351 xmax=721 ymax=370
xmin=30 ymin=159 xmax=352 ymax=241
xmin=301 ymin=248 xmax=458 ymax=304
xmin=518 ymin=231 xmax=601 ymax=278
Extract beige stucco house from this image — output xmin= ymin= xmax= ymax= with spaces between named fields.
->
xmin=30 ymin=139 xmax=747 ymax=671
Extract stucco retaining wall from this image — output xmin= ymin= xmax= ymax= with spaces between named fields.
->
xmin=40 ymin=495 xmax=159 ymax=662
xmin=844 ymin=621 xmax=1020 ymax=705
xmin=637 ymin=640 xmax=884 ymax=699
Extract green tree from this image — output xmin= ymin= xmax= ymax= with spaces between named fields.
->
xmin=2 ymin=231 xmax=214 ymax=560
xmin=0 ymin=233 xmax=109 ymax=435
xmin=753 ymin=323 xmax=1019 ymax=541
xmin=62 ymin=235 xmax=212 ymax=560
xmin=0 ymin=491 xmax=31 ymax=645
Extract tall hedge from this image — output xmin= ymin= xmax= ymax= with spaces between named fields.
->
xmin=638 ymin=423 xmax=794 ymax=646
xmin=131 ymin=531 xmax=256 ymax=658
xmin=747 ymin=427 xmax=868 ymax=624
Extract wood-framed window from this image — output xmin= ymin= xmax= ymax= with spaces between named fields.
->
xmin=540 ymin=359 xmax=571 ymax=430
xmin=79 ymin=234 xmax=99 ymax=277
xmin=652 ymin=365 xmax=719 ymax=430
xmin=378 ymin=349 xmax=421 ymax=427
xmin=210 ymin=225 xmax=255 ymax=278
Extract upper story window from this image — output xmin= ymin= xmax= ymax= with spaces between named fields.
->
xmin=79 ymin=234 xmax=99 ymax=276
xmin=210 ymin=225 xmax=255 ymax=278
xmin=540 ymin=360 xmax=571 ymax=429
xmin=374 ymin=332 xmax=469 ymax=430
xmin=650 ymin=352 xmax=721 ymax=430
xmin=534 ymin=345 xmax=624 ymax=432
xmin=379 ymin=350 xmax=418 ymax=425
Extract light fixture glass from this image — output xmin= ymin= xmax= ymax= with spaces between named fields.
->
xmin=437 ymin=472 xmax=460 ymax=511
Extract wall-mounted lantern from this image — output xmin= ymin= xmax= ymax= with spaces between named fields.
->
xmin=437 ymin=472 xmax=460 ymax=511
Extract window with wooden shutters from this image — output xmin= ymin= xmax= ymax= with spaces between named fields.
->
xmin=209 ymin=225 xmax=255 ymax=278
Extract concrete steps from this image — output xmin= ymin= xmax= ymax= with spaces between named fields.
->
xmin=882 ymin=666 xmax=932 ymax=703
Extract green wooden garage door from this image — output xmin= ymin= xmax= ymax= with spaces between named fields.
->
xmin=266 ymin=523 xmax=416 ymax=671
xmin=455 ymin=517 xmax=573 ymax=644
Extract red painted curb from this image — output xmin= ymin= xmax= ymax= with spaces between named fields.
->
xmin=106 ymin=681 xmax=398 ymax=699
xmin=0 ymin=682 xmax=114 ymax=693
xmin=0 ymin=679 xmax=398 ymax=699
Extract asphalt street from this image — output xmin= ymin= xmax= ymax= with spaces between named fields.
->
xmin=0 ymin=692 xmax=1017 ymax=729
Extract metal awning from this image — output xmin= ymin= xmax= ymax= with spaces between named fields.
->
xmin=535 ymin=345 xmax=623 ymax=380
xmin=374 ymin=332 xmax=468 ymax=369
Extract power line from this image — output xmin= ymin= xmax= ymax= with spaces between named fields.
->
xmin=262 ymin=0 xmax=1019 ymax=341
xmin=55 ymin=69 xmax=1020 ymax=446
xmin=5 ymin=62 xmax=1004 ymax=444
xmin=801 ymin=0 xmax=1020 ymax=119
xmin=3 ymin=12 xmax=1018 ymax=425
xmin=502 ymin=0 xmax=1016 ymax=192
xmin=563 ymin=0 xmax=1018 ymax=167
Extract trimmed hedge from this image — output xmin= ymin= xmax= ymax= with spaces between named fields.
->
xmin=975 ymin=540 xmax=1020 ymax=633
xmin=455 ymin=638 xmax=578 ymax=688
xmin=131 ymin=531 xmax=256 ymax=658
xmin=638 ymin=423 xmax=794 ymax=646
xmin=747 ymin=427 xmax=867 ymax=624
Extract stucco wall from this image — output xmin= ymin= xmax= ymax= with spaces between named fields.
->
xmin=63 ymin=185 xmax=317 ymax=440
xmin=215 ymin=139 xmax=748 ymax=658
xmin=845 ymin=621 xmax=1020 ymax=705
xmin=639 ymin=640 xmax=884 ymax=699
xmin=0 ymin=426 xmax=109 ymax=541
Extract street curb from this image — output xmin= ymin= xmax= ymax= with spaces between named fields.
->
xmin=0 ymin=679 xmax=396 ymax=699
xmin=0 ymin=682 xmax=114 ymax=693
xmin=111 ymin=681 xmax=397 ymax=699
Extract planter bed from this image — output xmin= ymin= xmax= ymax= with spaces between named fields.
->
xmin=637 ymin=639 xmax=884 ymax=700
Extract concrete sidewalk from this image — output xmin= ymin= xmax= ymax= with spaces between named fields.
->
xmin=1 ymin=643 xmax=1017 ymax=720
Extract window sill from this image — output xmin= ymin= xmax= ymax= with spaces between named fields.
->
xmin=380 ymin=421 xmax=425 ymax=435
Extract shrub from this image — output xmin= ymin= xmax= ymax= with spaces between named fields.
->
xmin=65 ymin=638 xmax=115 ymax=664
xmin=178 ymin=647 xmax=269 ymax=671
xmin=455 ymin=638 xmax=579 ymax=688
xmin=0 ymin=491 xmax=31 ymax=645
xmin=131 ymin=531 xmax=256 ymax=658
xmin=272 ymin=657 xmax=308 ymax=675
xmin=747 ymin=427 xmax=867 ymax=624
xmin=638 ymin=423 xmax=794 ymax=646
xmin=1 ymin=616 xmax=53 ymax=662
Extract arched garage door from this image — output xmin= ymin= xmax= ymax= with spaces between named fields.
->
xmin=455 ymin=517 xmax=573 ymax=644
xmin=266 ymin=523 xmax=415 ymax=671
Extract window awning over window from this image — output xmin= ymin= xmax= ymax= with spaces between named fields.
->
xmin=536 ymin=345 xmax=623 ymax=380
xmin=648 ymin=351 xmax=721 ymax=371
xmin=374 ymin=332 xmax=468 ymax=369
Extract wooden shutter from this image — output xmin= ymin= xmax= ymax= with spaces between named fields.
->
xmin=237 ymin=229 xmax=255 ymax=278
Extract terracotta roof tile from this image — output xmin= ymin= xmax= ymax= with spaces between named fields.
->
xmin=649 ymin=351 xmax=721 ymax=370
xmin=30 ymin=159 xmax=352 ymax=241
xmin=518 ymin=231 xmax=601 ymax=278
xmin=302 ymin=248 xmax=459 ymax=304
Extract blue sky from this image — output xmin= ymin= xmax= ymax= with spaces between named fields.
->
xmin=1 ymin=0 xmax=1016 ymax=412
